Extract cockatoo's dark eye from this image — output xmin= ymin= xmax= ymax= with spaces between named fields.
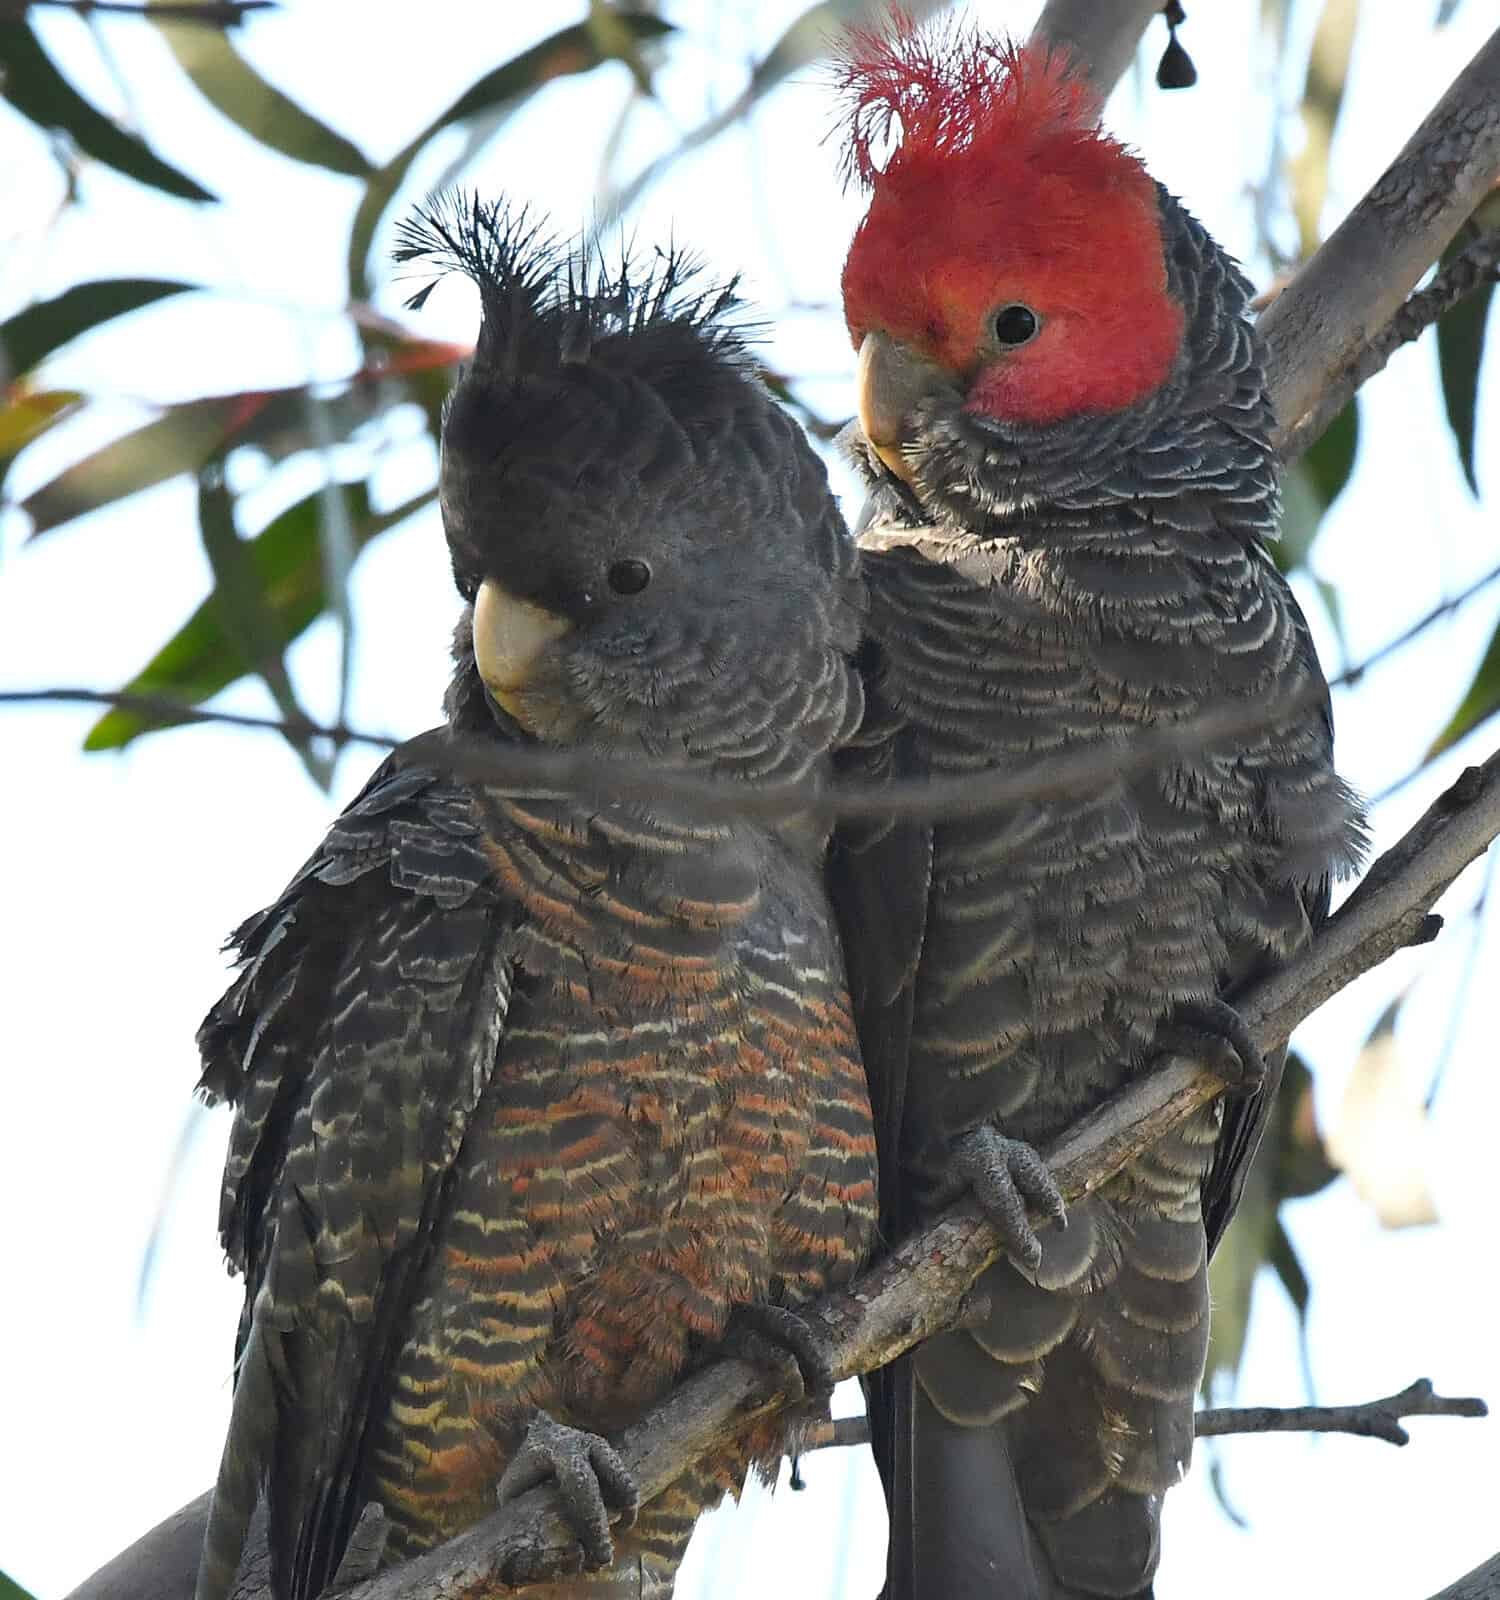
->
xmin=607 ymin=559 xmax=653 ymax=596
xmin=992 ymin=304 xmax=1040 ymax=346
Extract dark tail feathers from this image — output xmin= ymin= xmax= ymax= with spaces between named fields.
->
xmin=865 ymin=1357 xmax=1157 ymax=1600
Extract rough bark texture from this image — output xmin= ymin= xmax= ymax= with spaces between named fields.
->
xmin=1262 ymin=25 xmax=1500 ymax=453
xmin=1277 ymin=221 xmax=1500 ymax=462
xmin=1431 ymin=1553 xmax=1500 ymax=1600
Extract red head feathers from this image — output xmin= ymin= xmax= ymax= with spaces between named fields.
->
xmin=838 ymin=18 xmax=1184 ymax=426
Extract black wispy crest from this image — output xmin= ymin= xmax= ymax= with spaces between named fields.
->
xmin=394 ymin=191 xmax=752 ymax=375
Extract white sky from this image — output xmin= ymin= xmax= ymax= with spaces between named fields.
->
xmin=1 ymin=4 xmax=1497 ymax=1598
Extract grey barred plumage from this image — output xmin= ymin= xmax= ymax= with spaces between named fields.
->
xmin=831 ymin=25 xmax=1365 ymax=1600
xmin=195 ymin=198 xmax=877 ymax=1600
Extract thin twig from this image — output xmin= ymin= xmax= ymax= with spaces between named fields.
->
xmin=1195 ymin=1379 xmax=1488 ymax=1445
xmin=799 ymin=1416 xmax=876 ymax=1454
xmin=68 ymin=752 xmax=1500 ymax=1600
xmin=1278 ymin=225 xmax=1500 ymax=463
xmin=0 ymin=681 xmax=1346 ymax=826
xmin=11 ymin=559 xmax=1500 ymax=820
xmin=1327 ymin=560 xmax=1500 ymax=691
xmin=798 ymin=1378 xmax=1487 ymax=1453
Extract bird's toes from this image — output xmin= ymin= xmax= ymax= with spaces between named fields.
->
xmin=1162 ymin=998 xmax=1267 ymax=1095
xmin=724 ymin=1302 xmax=837 ymax=1408
xmin=496 ymin=1411 xmax=638 ymax=1576
xmin=952 ymin=1124 xmax=1067 ymax=1270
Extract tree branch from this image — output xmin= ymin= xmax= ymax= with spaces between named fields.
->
xmin=1430 ymin=1551 xmax=1500 ymax=1600
xmin=1195 ymin=1378 xmax=1487 ymax=1445
xmin=1263 ymin=25 xmax=1500 ymax=458
xmin=1277 ymin=217 xmax=1500 ymax=463
xmin=67 ymin=752 xmax=1500 ymax=1600
xmin=798 ymin=1377 xmax=1487 ymax=1453
xmin=1031 ymin=0 xmax=1163 ymax=98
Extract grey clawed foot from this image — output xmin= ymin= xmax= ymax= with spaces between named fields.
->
xmin=326 ymin=1502 xmax=389 ymax=1591
xmin=496 ymin=1412 xmax=639 ymax=1578
xmin=724 ymin=1302 xmax=837 ymax=1407
xmin=952 ymin=1125 xmax=1067 ymax=1272
xmin=1164 ymin=998 xmax=1267 ymax=1095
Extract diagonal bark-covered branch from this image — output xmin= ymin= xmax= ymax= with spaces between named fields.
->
xmin=1263 ymin=25 xmax=1500 ymax=458
xmin=1277 ymin=211 xmax=1500 ymax=463
xmin=1430 ymin=1551 xmax=1500 ymax=1600
xmin=70 ymin=752 xmax=1500 ymax=1600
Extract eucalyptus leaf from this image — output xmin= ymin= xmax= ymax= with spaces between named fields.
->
xmin=0 ymin=389 xmax=83 ymax=496
xmin=0 ymin=279 xmax=196 ymax=381
xmin=22 ymin=402 xmax=238 ymax=537
xmin=21 ymin=371 xmax=419 ymax=538
xmin=1436 ymin=236 xmax=1495 ymax=498
xmin=0 ymin=21 xmax=213 ymax=202
xmin=1428 ymin=613 xmax=1500 ymax=759
xmin=152 ymin=9 xmax=373 ymax=177
xmin=85 ymin=482 xmax=434 ymax=751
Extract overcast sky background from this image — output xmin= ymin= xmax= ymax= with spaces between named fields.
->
xmin=2 ymin=3 xmax=1498 ymax=1597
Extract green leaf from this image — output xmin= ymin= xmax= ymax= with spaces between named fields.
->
xmin=18 ymin=365 xmax=431 ymax=537
xmin=1204 ymin=1175 xmax=1271 ymax=1392
xmin=1267 ymin=1217 xmax=1310 ymax=1318
xmin=21 ymin=398 xmax=246 ymax=536
xmin=0 ymin=1571 xmax=40 ymax=1600
xmin=0 ymin=21 xmax=214 ymax=202
xmin=299 ymin=393 xmax=359 ymax=726
xmin=1436 ymin=239 xmax=1494 ymax=498
xmin=1273 ymin=1054 xmax=1340 ymax=1201
xmin=1204 ymin=1053 xmax=1331 ymax=1394
xmin=1299 ymin=395 xmax=1359 ymax=512
xmin=0 ymin=388 xmax=83 ymax=480
xmin=0 ymin=279 xmax=196 ymax=379
xmin=347 ymin=13 xmax=673 ymax=299
xmin=196 ymin=462 xmax=335 ymax=787
xmin=1428 ymin=613 xmax=1500 ymax=758
xmin=1276 ymin=398 xmax=1358 ymax=576
xmin=84 ymin=481 xmax=434 ymax=751
xmin=151 ymin=9 xmax=373 ymax=176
